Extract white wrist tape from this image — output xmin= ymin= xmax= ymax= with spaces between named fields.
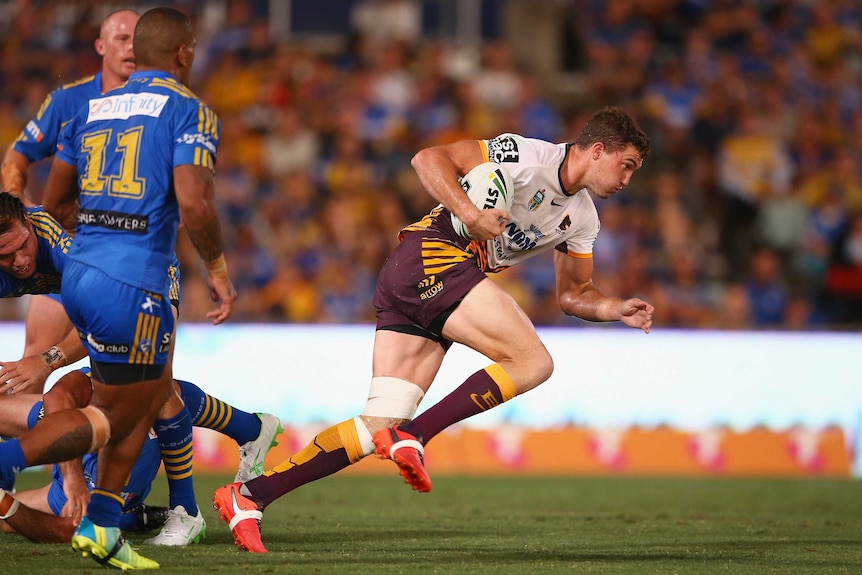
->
xmin=0 ymin=490 xmax=19 ymax=520
xmin=361 ymin=376 xmax=424 ymax=419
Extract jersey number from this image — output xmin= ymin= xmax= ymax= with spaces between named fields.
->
xmin=80 ymin=127 xmax=145 ymax=199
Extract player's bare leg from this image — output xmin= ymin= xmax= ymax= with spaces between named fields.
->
xmin=373 ymin=278 xmax=553 ymax=491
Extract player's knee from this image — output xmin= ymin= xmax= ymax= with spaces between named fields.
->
xmin=361 ymin=376 xmax=424 ymax=424
xmin=78 ymin=405 xmax=112 ymax=451
xmin=534 ymin=350 xmax=554 ymax=384
xmin=515 ymin=349 xmax=554 ymax=393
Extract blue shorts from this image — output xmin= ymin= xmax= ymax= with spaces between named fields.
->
xmin=45 ymin=259 xmax=181 ymax=311
xmin=47 ymin=432 xmax=161 ymax=516
xmin=61 ymin=261 xmax=175 ymax=378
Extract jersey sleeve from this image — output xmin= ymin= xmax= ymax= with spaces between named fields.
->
xmin=12 ymin=89 xmax=69 ymax=162
xmin=55 ymin=114 xmax=80 ymax=167
xmin=563 ymin=199 xmax=600 ymax=257
xmin=172 ymin=101 xmax=220 ymax=172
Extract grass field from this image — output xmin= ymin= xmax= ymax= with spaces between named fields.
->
xmin=3 ymin=472 xmax=861 ymax=574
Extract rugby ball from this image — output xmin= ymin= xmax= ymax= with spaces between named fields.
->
xmin=451 ymin=162 xmax=514 ymax=239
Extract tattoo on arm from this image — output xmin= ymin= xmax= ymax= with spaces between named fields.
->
xmin=41 ymin=346 xmax=68 ymax=370
xmin=185 ymin=218 xmax=225 ymax=263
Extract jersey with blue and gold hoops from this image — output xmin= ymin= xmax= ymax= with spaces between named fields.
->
xmin=0 ymin=206 xmax=71 ymax=297
xmin=56 ymin=70 xmax=219 ymax=294
xmin=12 ymin=74 xmax=104 ymax=163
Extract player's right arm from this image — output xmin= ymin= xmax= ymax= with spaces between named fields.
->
xmin=1 ymin=148 xmax=32 ymax=205
xmin=42 ymin=157 xmax=80 ymax=234
xmin=410 ymin=139 xmax=506 ymax=241
xmin=0 ymin=370 xmax=92 ymax=542
xmin=43 ymin=370 xmax=92 ymax=524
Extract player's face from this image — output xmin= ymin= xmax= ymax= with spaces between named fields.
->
xmin=587 ymin=144 xmax=643 ymax=200
xmin=0 ymin=221 xmax=38 ymax=279
xmin=97 ymin=11 xmax=138 ymax=83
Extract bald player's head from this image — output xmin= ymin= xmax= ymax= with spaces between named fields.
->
xmin=133 ymin=7 xmax=196 ymax=85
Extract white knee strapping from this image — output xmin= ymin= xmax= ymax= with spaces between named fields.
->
xmin=79 ymin=405 xmax=111 ymax=452
xmin=361 ymin=376 xmax=424 ymax=419
xmin=352 ymin=416 xmax=376 ymax=456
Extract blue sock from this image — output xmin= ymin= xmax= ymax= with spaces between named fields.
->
xmin=0 ymin=439 xmax=26 ymax=490
xmin=177 ymin=379 xmax=261 ymax=445
xmin=87 ymin=489 xmax=124 ymax=527
xmin=154 ymin=409 xmax=198 ymax=515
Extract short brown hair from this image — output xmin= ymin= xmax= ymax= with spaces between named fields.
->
xmin=573 ymin=106 xmax=650 ymax=161
xmin=0 ymin=192 xmax=28 ymax=235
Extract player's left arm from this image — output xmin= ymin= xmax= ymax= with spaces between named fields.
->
xmin=554 ymin=249 xmax=653 ymax=333
xmin=0 ymin=328 xmax=85 ymax=395
xmin=175 ymin=163 xmax=236 ymax=324
xmin=42 ymin=157 xmax=80 ymax=234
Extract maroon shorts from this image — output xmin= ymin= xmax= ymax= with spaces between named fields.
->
xmin=373 ymin=225 xmax=485 ymax=344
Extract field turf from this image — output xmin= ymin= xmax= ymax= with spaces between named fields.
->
xmin=3 ymin=472 xmax=861 ymax=574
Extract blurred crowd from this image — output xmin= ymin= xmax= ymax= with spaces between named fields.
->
xmin=1 ymin=0 xmax=862 ymax=331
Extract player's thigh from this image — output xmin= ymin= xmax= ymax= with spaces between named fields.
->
xmin=442 ymin=278 xmax=551 ymax=377
xmin=371 ymin=329 xmax=446 ymax=392
xmin=23 ymin=294 xmax=73 ymax=356
xmin=16 ymin=484 xmax=53 ymax=514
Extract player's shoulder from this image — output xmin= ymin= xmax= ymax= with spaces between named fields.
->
xmin=25 ymin=206 xmax=67 ymax=237
xmin=143 ymin=74 xmax=210 ymax=108
xmin=485 ymin=133 xmax=565 ymax=166
xmin=51 ymin=74 xmax=100 ymax=100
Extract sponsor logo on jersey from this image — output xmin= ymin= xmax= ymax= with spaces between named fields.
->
xmin=86 ymin=92 xmax=169 ymax=123
xmin=25 ymin=120 xmax=44 ymax=142
xmin=559 ymin=215 xmax=572 ymax=231
xmin=417 ymin=274 xmax=444 ymax=300
xmin=176 ymin=132 xmax=217 ymax=154
xmin=486 ymin=136 xmax=519 ymax=163
xmin=503 ymin=221 xmax=543 ymax=251
xmin=528 ymin=189 xmax=545 ymax=211
xmin=86 ymin=333 xmax=130 ymax=355
xmin=78 ymin=209 xmax=149 ymax=233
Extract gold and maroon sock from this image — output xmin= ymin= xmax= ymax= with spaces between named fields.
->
xmin=245 ymin=418 xmax=369 ymax=507
xmin=401 ymin=363 xmax=516 ymax=444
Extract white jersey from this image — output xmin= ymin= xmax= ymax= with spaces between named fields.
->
xmin=478 ymin=133 xmax=599 ymax=272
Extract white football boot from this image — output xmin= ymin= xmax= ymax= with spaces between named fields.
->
xmin=235 ymin=413 xmax=283 ymax=483
xmin=143 ymin=505 xmax=206 ymax=546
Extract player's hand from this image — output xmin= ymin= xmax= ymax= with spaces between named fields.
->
xmin=464 ymin=208 xmax=509 ymax=242
xmin=60 ymin=475 xmax=90 ymax=525
xmin=619 ymin=298 xmax=654 ymax=334
xmin=206 ymin=274 xmax=237 ymax=325
xmin=0 ymin=356 xmax=52 ymax=395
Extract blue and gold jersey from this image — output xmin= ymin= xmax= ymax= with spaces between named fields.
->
xmin=12 ymin=74 xmax=104 ymax=163
xmin=57 ymin=70 xmax=219 ymax=294
xmin=0 ymin=206 xmax=71 ymax=297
